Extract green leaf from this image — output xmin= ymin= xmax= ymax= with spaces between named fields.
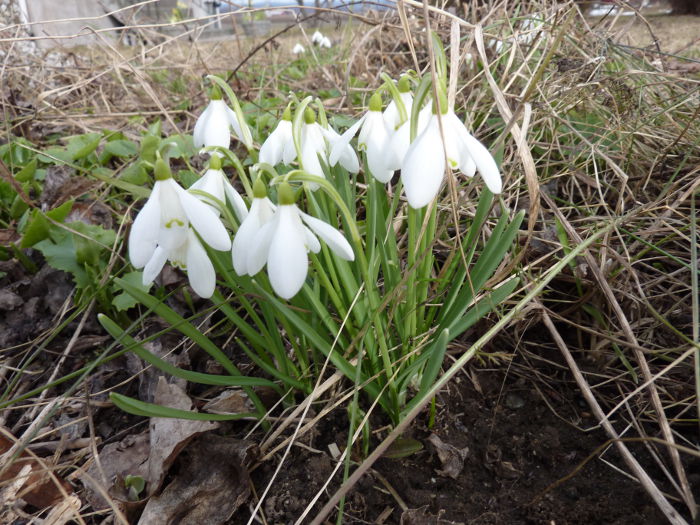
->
xmin=15 ymin=159 xmax=37 ymax=183
xmin=104 ymin=139 xmax=138 ymax=158
xmin=110 ymin=392 xmax=254 ymax=421
xmin=67 ymin=133 xmax=102 ymax=160
xmin=20 ymin=201 xmax=73 ymax=248
xmin=71 ymin=222 xmax=115 ymax=266
xmin=419 ymin=328 xmax=449 ymax=394
xmin=98 ymin=314 xmax=277 ymax=388
xmin=383 ymin=437 xmax=424 ymax=459
xmin=112 ymin=271 xmax=152 ymax=312
xmin=35 ymin=230 xmax=89 ymax=288
xmin=120 ymin=162 xmax=149 ymax=186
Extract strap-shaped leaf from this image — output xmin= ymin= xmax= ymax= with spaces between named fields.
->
xmin=98 ymin=314 xmax=276 ymax=388
xmin=110 ymin=392 xmax=253 ymax=421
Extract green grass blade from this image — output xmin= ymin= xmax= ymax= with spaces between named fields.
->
xmin=110 ymin=392 xmax=254 ymax=421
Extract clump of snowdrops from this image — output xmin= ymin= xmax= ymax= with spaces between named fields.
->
xmin=103 ymin=37 xmax=523 ymax=433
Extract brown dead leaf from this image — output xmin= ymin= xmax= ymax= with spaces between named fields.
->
xmin=43 ymin=494 xmax=81 ymax=525
xmin=82 ymin=431 xmax=150 ymax=512
xmin=41 ymin=165 xmax=96 ymax=209
xmin=202 ymin=389 xmax=254 ymax=414
xmin=428 ymin=434 xmax=469 ymax=479
xmin=138 ymin=434 xmax=256 ymax=525
xmin=0 ymin=431 xmax=73 ymax=510
xmin=0 ymin=229 xmax=20 ymax=246
xmin=147 ymin=377 xmax=218 ymax=493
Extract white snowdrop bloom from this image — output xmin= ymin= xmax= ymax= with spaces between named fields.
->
xmin=292 ymin=43 xmax=305 ymax=54
xmin=319 ymin=125 xmax=359 ymax=174
xmin=247 ymin=183 xmax=354 ymax=299
xmin=259 ymin=108 xmax=295 ymax=167
xmin=382 ymin=76 xmax=414 ymax=130
xmin=193 ymin=91 xmax=244 ymax=152
xmin=384 ymin=102 xmax=432 ymax=172
xmin=320 ymin=36 xmax=332 ymax=48
xmin=301 ymin=120 xmax=328 ymax=181
xmin=129 ymin=158 xmax=232 ymax=298
xmin=329 ymin=93 xmax=393 ymax=183
xmin=311 ymin=30 xmax=324 ymax=44
xmin=280 ymin=108 xmax=358 ymax=181
xmin=232 ymin=179 xmax=276 ymax=276
xmin=401 ymin=107 xmax=502 ymax=209
xmin=189 ymin=155 xmax=248 ymax=222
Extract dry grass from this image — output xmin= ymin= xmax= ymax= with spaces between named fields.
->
xmin=1 ymin=0 xmax=699 ymax=523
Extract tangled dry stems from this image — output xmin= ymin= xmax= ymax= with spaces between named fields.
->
xmin=1 ymin=0 xmax=699 ymax=522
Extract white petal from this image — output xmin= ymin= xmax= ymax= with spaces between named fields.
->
xmin=190 ymin=169 xmax=226 ymax=207
xmin=158 ymin=179 xmax=189 ymax=252
xmin=259 ymin=121 xmax=287 ymax=165
xmin=304 ymin=227 xmax=321 ymax=253
xmin=232 ymin=198 xmax=265 ymax=275
xmin=300 ymin=212 xmax=354 ymax=261
xmin=460 ymin=155 xmax=477 ymax=178
xmin=224 ymin=104 xmax=244 ymax=142
xmin=223 ymin=179 xmax=249 ymax=222
xmin=129 ymin=183 xmax=161 ymax=268
xmin=193 ymin=103 xmax=212 ymax=148
xmin=328 ymin=116 xmax=364 ymax=166
xmin=383 ymin=92 xmax=414 ymax=129
xmin=267 ymin=206 xmax=308 ymax=299
xmin=385 ymin=121 xmax=411 ymax=171
xmin=143 ymin=246 xmax=168 ymax=285
xmin=301 ymin=124 xmax=327 ymax=183
xmin=246 ymin=215 xmax=276 ymax=275
xmin=338 ymin=146 xmax=360 ymax=174
xmin=176 ymin=184 xmax=232 ymax=251
xmin=364 ymin=113 xmax=394 ymax=183
xmin=401 ymin=116 xmax=445 ymax=209
xmin=460 ymin=131 xmax=502 ymax=194
xmin=200 ymin=100 xmax=231 ymax=149
xmin=185 ymin=230 xmax=216 ymax=298
xmin=358 ymin=111 xmax=388 ymax=151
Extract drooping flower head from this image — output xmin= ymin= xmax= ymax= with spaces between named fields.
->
xmin=128 ymin=157 xmax=232 ymax=298
xmin=259 ymin=105 xmax=295 ymax=167
xmin=383 ymin=75 xmax=414 ymax=131
xmin=292 ymin=43 xmax=305 ymax=54
xmin=189 ymin=154 xmax=248 ymax=222
xmin=311 ymin=30 xmax=324 ymax=44
xmin=329 ymin=92 xmax=394 ymax=183
xmin=193 ymin=85 xmax=243 ymax=153
xmin=244 ymin=182 xmax=354 ymax=299
xmin=401 ymin=92 xmax=502 ymax=209
xmin=232 ymin=177 xmax=276 ymax=276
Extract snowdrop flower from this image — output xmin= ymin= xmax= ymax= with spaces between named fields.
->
xmin=385 ymin=102 xmax=432 ymax=172
xmin=247 ymin=183 xmax=354 ymax=299
xmin=259 ymin=106 xmax=295 ymax=167
xmin=401 ymin=102 xmax=502 ymax=209
xmin=329 ymin=93 xmax=393 ymax=182
xmin=292 ymin=43 xmax=305 ymax=54
xmin=232 ymin=178 xmax=276 ymax=276
xmin=129 ymin=157 xmax=232 ymax=298
xmin=193 ymin=87 xmax=244 ymax=153
xmin=320 ymin=36 xmax=332 ymax=49
xmin=297 ymin=109 xmax=352 ymax=185
xmin=189 ymin=155 xmax=248 ymax=222
xmin=311 ymin=30 xmax=323 ymax=44
xmin=383 ymin=76 xmax=414 ymax=130
xmin=299 ymin=109 xmax=329 ymax=182
xmin=320 ymin=125 xmax=359 ymax=174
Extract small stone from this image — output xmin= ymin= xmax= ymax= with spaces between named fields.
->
xmin=505 ymin=393 xmax=525 ymax=409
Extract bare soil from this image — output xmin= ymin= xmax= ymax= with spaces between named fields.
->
xmin=239 ymin=365 xmax=677 ymax=524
